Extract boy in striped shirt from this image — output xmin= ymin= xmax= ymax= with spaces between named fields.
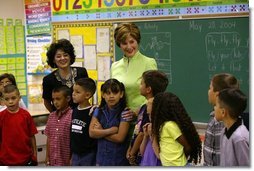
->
xmin=45 ymin=85 xmax=72 ymax=166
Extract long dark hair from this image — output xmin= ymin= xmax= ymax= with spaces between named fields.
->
xmin=151 ymin=92 xmax=202 ymax=164
xmin=99 ymin=78 xmax=127 ymax=112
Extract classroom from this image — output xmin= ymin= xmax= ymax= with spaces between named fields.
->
xmin=0 ymin=0 xmax=250 ymax=166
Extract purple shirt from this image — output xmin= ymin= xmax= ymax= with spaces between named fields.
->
xmin=140 ymin=138 xmax=161 ymax=166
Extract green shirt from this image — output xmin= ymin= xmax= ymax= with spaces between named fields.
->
xmin=111 ymin=51 xmax=157 ymax=110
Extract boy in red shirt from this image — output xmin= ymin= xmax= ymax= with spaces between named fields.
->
xmin=0 ymin=84 xmax=38 ymax=166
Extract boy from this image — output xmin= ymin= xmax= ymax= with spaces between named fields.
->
xmin=0 ymin=73 xmax=26 ymax=111
xmin=44 ymin=85 xmax=72 ymax=166
xmin=0 ymin=84 xmax=38 ymax=166
xmin=70 ymin=78 xmax=97 ymax=166
xmin=127 ymin=70 xmax=168 ymax=165
xmin=215 ymin=88 xmax=249 ymax=166
xmin=204 ymin=73 xmax=239 ymax=166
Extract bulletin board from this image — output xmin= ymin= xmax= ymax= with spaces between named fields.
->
xmin=0 ymin=18 xmax=27 ymax=105
xmin=52 ymin=22 xmax=114 ymax=104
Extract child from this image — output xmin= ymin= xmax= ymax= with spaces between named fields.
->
xmin=89 ymin=78 xmax=131 ymax=166
xmin=0 ymin=84 xmax=38 ymax=166
xmin=151 ymin=92 xmax=202 ymax=166
xmin=44 ymin=85 xmax=72 ymax=166
xmin=139 ymin=98 xmax=161 ymax=166
xmin=70 ymin=78 xmax=97 ymax=166
xmin=203 ymin=73 xmax=239 ymax=166
xmin=0 ymin=73 xmax=26 ymax=111
xmin=126 ymin=70 xmax=168 ymax=165
xmin=215 ymin=88 xmax=249 ymax=166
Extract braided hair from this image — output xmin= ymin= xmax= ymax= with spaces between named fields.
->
xmin=151 ymin=92 xmax=202 ymax=164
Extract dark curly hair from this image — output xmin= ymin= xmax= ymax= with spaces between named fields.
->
xmin=46 ymin=39 xmax=76 ymax=68
xmin=151 ymin=92 xmax=202 ymax=165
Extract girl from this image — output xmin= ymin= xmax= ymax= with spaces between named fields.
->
xmin=89 ymin=78 xmax=130 ymax=166
xmin=151 ymin=92 xmax=202 ymax=166
xmin=139 ymin=98 xmax=161 ymax=166
xmin=0 ymin=73 xmax=26 ymax=111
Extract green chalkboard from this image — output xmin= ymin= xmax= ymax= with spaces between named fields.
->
xmin=115 ymin=17 xmax=249 ymax=123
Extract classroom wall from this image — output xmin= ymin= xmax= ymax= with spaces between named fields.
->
xmin=1 ymin=1 xmax=250 ymax=118
xmin=0 ymin=1 xmax=250 ymax=165
xmin=0 ymin=1 xmax=25 ymax=22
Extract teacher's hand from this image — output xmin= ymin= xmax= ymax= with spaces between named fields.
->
xmin=122 ymin=108 xmax=135 ymax=122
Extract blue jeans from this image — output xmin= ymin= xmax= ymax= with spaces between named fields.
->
xmin=72 ymin=151 xmax=96 ymax=166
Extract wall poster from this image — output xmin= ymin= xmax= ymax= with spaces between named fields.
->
xmin=53 ymin=22 xmax=114 ymax=104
